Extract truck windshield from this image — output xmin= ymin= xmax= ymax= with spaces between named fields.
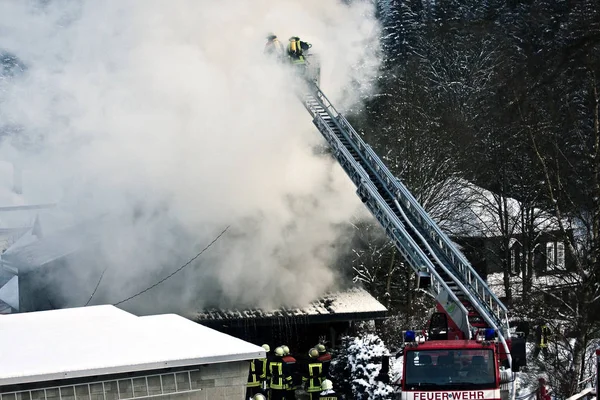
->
xmin=404 ymin=349 xmax=496 ymax=390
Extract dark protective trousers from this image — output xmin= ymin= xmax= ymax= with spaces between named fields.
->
xmin=269 ymin=389 xmax=286 ymax=400
xmin=246 ymin=386 xmax=263 ymax=398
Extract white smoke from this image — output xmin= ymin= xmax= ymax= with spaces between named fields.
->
xmin=0 ymin=0 xmax=381 ymax=314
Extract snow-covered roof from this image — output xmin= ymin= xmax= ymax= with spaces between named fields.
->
xmin=0 ymin=305 xmax=265 ymax=386
xmin=193 ymin=287 xmax=387 ymax=323
xmin=442 ymin=180 xmax=561 ymax=238
xmin=486 ymin=272 xmax=577 ymax=299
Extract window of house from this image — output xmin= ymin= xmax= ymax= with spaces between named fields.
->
xmin=546 ymin=241 xmax=565 ymax=270
xmin=510 ymin=247 xmax=517 ymax=274
xmin=556 ymin=242 xmax=565 ymax=268
xmin=510 ymin=246 xmax=521 ymax=275
xmin=546 ymin=242 xmax=555 ymax=270
xmin=510 ymin=247 xmax=515 ymax=273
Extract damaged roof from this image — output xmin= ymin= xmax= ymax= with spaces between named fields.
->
xmin=192 ymin=287 xmax=387 ymax=325
xmin=0 ymin=218 xmax=106 ymax=272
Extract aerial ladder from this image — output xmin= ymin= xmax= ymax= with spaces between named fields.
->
xmin=297 ymin=80 xmax=524 ymax=372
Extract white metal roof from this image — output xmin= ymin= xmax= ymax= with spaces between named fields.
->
xmin=0 ymin=305 xmax=265 ymax=386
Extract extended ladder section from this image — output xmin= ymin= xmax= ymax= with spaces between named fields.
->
xmin=300 ymin=83 xmax=512 ymax=366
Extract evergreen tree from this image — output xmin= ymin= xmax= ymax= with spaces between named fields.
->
xmin=330 ymin=334 xmax=395 ymax=399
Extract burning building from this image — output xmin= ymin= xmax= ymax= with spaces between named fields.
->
xmin=190 ymin=287 xmax=387 ymax=353
xmin=0 ymin=214 xmax=388 ymax=354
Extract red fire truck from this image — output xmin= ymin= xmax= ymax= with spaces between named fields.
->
xmin=398 ymin=327 xmax=516 ymax=400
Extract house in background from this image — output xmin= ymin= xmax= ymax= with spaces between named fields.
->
xmin=441 ymin=181 xmax=576 ymax=303
xmin=455 ymin=230 xmax=574 ymax=280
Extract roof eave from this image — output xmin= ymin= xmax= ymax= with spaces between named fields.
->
xmin=0 ymin=350 xmax=265 ymax=386
xmin=195 ymin=310 xmax=388 ymax=326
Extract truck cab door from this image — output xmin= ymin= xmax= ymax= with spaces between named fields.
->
xmin=428 ymin=312 xmax=449 ymax=340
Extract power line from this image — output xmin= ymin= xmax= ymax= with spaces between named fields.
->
xmin=113 ymin=225 xmax=230 ymax=306
xmin=85 ymin=265 xmax=108 ymax=306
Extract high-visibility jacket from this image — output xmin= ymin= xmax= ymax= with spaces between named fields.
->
xmin=282 ymin=355 xmax=297 ymax=390
xmin=269 ymin=359 xmax=292 ymax=390
xmin=247 ymin=359 xmax=263 ymax=388
xmin=317 ymin=353 xmax=332 ymax=377
xmin=258 ymin=357 xmax=268 ymax=381
xmin=287 ymin=38 xmax=306 ymax=64
xmin=302 ymin=361 xmax=323 ymax=393
xmin=264 ymin=39 xmax=284 ymax=57
xmin=539 ymin=325 xmax=551 ymax=348
xmin=319 ymin=389 xmax=340 ymax=399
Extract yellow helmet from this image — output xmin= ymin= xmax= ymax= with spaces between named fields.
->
xmin=316 ymin=344 xmax=326 ymax=353
xmin=253 ymin=394 xmax=267 ymax=400
xmin=274 ymin=346 xmax=284 ymax=357
xmin=261 ymin=344 xmax=270 ymax=352
xmin=308 ymin=347 xmax=319 ymax=358
xmin=282 ymin=345 xmax=290 ymax=355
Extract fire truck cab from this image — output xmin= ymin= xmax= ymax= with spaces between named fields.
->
xmin=399 ymin=329 xmax=510 ymax=400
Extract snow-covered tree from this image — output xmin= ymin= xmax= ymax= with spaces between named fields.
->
xmin=330 ymin=334 xmax=396 ymax=399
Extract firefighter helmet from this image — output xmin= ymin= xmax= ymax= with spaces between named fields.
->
xmin=282 ymin=345 xmax=290 ymax=355
xmin=274 ymin=346 xmax=284 ymax=357
xmin=316 ymin=344 xmax=326 ymax=353
xmin=253 ymin=394 xmax=267 ymax=400
xmin=262 ymin=344 xmax=270 ymax=352
xmin=321 ymin=379 xmax=333 ymax=390
xmin=266 ymin=33 xmax=277 ymax=40
xmin=308 ymin=347 xmax=319 ymax=358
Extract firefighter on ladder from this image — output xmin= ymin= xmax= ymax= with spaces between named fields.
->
xmin=264 ymin=33 xmax=285 ymax=61
xmin=287 ymin=36 xmax=312 ymax=72
xmin=302 ymin=348 xmax=324 ymax=400
xmin=268 ymin=346 xmax=292 ymax=400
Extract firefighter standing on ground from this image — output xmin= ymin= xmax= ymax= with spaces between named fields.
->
xmin=533 ymin=322 xmax=551 ymax=359
xmin=268 ymin=347 xmax=292 ymax=400
xmin=316 ymin=344 xmax=332 ymax=379
xmin=246 ymin=350 xmax=267 ymax=398
xmin=281 ymin=345 xmax=297 ymax=400
xmin=260 ymin=344 xmax=271 ymax=393
xmin=318 ymin=379 xmax=340 ymax=400
xmin=303 ymin=348 xmax=324 ymax=400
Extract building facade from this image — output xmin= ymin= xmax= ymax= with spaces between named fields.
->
xmin=0 ymin=306 xmax=265 ymax=400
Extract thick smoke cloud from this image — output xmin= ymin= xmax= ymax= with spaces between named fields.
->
xmin=0 ymin=0 xmax=381 ymax=314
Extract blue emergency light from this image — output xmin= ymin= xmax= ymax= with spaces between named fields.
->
xmin=484 ymin=328 xmax=496 ymax=341
xmin=404 ymin=330 xmax=416 ymax=342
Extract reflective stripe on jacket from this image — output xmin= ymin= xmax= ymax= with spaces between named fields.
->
xmin=247 ymin=359 xmax=261 ymax=387
xmin=269 ymin=360 xmax=292 ymax=390
xmin=259 ymin=358 xmax=267 ymax=380
xmin=303 ymin=362 xmax=323 ymax=392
